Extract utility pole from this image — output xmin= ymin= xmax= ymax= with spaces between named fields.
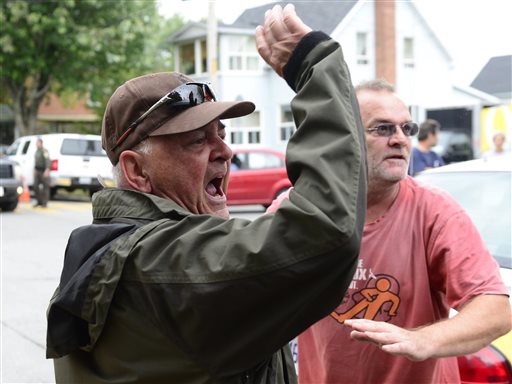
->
xmin=207 ymin=0 xmax=218 ymax=91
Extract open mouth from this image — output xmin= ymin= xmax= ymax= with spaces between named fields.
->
xmin=205 ymin=177 xmax=225 ymax=198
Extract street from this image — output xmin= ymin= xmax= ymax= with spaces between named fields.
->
xmin=1 ymin=197 xmax=264 ymax=384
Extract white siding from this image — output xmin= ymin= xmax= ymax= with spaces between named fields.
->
xmin=395 ymin=2 xmax=453 ymax=108
xmin=176 ymin=1 xmax=487 ymax=152
xmin=333 ymin=2 xmax=376 ymax=85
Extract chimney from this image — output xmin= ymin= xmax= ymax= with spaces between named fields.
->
xmin=375 ymin=0 xmax=396 ymax=85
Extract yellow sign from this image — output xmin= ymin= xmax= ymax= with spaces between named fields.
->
xmin=480 ymin=104 xmax=512 ymax=153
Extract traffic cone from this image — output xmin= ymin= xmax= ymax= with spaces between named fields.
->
xmin=19 ymin=176 xmax=31 ymax=203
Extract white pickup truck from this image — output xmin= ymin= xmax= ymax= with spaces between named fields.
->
xmin=6 ymin=133 xmax=113 ymax=198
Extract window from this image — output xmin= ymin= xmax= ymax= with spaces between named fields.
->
xmin=404 ymin=37 xmax=415 ymax=68
xmin=60 ymin=139 xmax=106 ymax=157
xmin=199 ymin=40 xmax=207 ymax=74
xmin=179 ymin=43 xmax=195 ymax=75
xmin=22 ymin=140 xmax=31 ymax=154
xmin=226 ymin=35 xmax=260 ymax=71
xmin=248 ymin=131 xmax=260 ymax=144
xmin=6 ymin=139 xmax=22 ymax=156
xmin=233 ymin=151 xmax=283 ymax=170
xmin=178 ymin=40 xmax=207 ymax=75
xmin=280 ymin=105 xmax=295 ymax=142
xmin=230 ymin=131 xmax=244 ymax=145
xmin=229 ymin=111 xmax=261 ymax=144
xmin=246 ymin=152 xmax=282 ymax=169
xmin=356 ymin=32 xmax=368 ymax=65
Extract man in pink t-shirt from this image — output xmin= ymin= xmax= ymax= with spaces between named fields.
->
xmin=268 ymin=80 xmax=511 ymax=383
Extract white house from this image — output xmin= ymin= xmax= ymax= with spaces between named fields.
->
xmin=169 ymin=0 xmax=496 ymax=153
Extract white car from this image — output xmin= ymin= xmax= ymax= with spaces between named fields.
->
xmin=6 ymin=133 xmax=113 ymax=198
xmin=416 ymin=155 xmax=512 ymax=382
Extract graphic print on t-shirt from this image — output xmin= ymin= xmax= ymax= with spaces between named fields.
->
xmin=330 ymin=259 xmax=401 ymax=323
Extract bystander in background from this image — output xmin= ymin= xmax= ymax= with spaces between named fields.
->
xmin=410 ymin=119 xmax=444 ymax=175
xmin=33 ymin=137 xmax=50 ymax=208
xmin=483 ymin=132 xmax=510 ymax=160
xmin=269 ymin=79 xmax=511 ymax=384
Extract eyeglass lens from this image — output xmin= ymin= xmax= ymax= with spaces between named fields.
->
xmin=375 ymin=123 xmax=417 ymax=137
xmin=173 ymin=83 xmax=216 ymax=106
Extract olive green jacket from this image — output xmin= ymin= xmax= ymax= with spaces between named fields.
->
xmin=47 ymin=33 xmax=367 ymax=383
xmin=34 ymin=147 xmax=51 ymax=171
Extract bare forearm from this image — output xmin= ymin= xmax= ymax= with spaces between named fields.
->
xmin=345 ymin=294 xmax=511 ymax=361
xmin=419 ymin=294 xmax=511 ymax=359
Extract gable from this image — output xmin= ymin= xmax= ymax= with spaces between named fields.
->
xmin=400 ymin=1 xmax=451 ymax=62
xmin=169 ymin=23 xmax=207 ymax=43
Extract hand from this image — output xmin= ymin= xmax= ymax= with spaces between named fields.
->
xmin=344 ymin=319 xmax=431 ymax=361
xmin=255 ymin=4 xmax=312 ymax=77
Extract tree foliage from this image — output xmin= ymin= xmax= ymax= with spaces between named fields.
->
xmin=0 ymin=0 xmax=184 ymax=137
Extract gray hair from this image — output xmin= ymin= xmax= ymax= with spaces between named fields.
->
xmin=355 ymin=79 xmax=395 ymax=93
xmin=112 ymin=139 xmax=153 ymax=186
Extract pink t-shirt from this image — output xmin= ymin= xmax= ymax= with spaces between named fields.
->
xmin=269 ymin=177 xmax=507 ymax=384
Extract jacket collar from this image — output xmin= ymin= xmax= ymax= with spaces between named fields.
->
xmin=92 ymin=188 xmax=190 ymax=222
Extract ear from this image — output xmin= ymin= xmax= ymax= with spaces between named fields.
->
xmin=119 ymin=150 xmax=152 ymax=193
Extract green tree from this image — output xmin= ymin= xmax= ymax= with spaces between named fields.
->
xmin=0 ymin=0 xmax=184 ymax=137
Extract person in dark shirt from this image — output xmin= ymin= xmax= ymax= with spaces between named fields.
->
xmin=33 ymin=137 xmax=51 ymax=207
xmin=410 ymin=119 xmax=444 ymax=175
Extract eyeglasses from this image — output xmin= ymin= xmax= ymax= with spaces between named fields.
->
xmin=366 ymin=122 xmax=419 ymax=137
xmin=112 ymin=82 xmax=217 ymax=150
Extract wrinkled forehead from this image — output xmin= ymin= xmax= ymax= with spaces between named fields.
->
xmin=356 ymin=90 xmax=411 ymax=126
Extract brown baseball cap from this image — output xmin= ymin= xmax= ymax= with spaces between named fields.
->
xmin=102 ymin=72 xmax=255 ymax=165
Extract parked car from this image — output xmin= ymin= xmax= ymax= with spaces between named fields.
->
xmin=416 ymin=156 xmax=512 ymax=383
xmin=6 ymin=133 xmax=113 ymax=198
xmin=0 ymin=158 xmax=23 ymax=212
xmin=432 ymin=130 xmax=474 ymax=164
xmin=227 ymin=148 xmax=291 ymax=207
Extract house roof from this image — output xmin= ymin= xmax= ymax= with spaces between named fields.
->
xmin=168 ymin=0 xmax=452 ymax=65
xmin=470 ymin=55 xmax=512 ymax=96
xmin=230 ymin=1 xmax=358 ymax=34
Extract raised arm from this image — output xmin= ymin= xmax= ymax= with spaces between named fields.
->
xmin=255 ymin=4 xmax=312 ymax=77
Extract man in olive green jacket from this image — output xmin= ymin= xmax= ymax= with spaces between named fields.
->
xmin=46 ymin=5 xmax=367 ymax=383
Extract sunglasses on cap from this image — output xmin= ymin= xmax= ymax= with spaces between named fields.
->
xmin=366 ymin=122 xmax=419 ymax=137
xmin=112 ymin=82 xmax=217 ymax=151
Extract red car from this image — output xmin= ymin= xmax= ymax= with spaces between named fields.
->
xmin=227 ymin=148 xmax=291 ymax=207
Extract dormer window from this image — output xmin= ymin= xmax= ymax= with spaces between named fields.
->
xmin=404 ymin=37 xmax=415 ymax=68
xmin=356 ymin=32 xmax=368 ymax=65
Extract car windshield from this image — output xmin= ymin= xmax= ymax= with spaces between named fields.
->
xmin=417 ymin=171 xmax=511 ymax=269
xmin=6 ymin=140 xmax=20 ymax=156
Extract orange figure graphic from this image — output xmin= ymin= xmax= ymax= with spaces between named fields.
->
xmin=331 ymin=277 xmax=400 ymax=323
